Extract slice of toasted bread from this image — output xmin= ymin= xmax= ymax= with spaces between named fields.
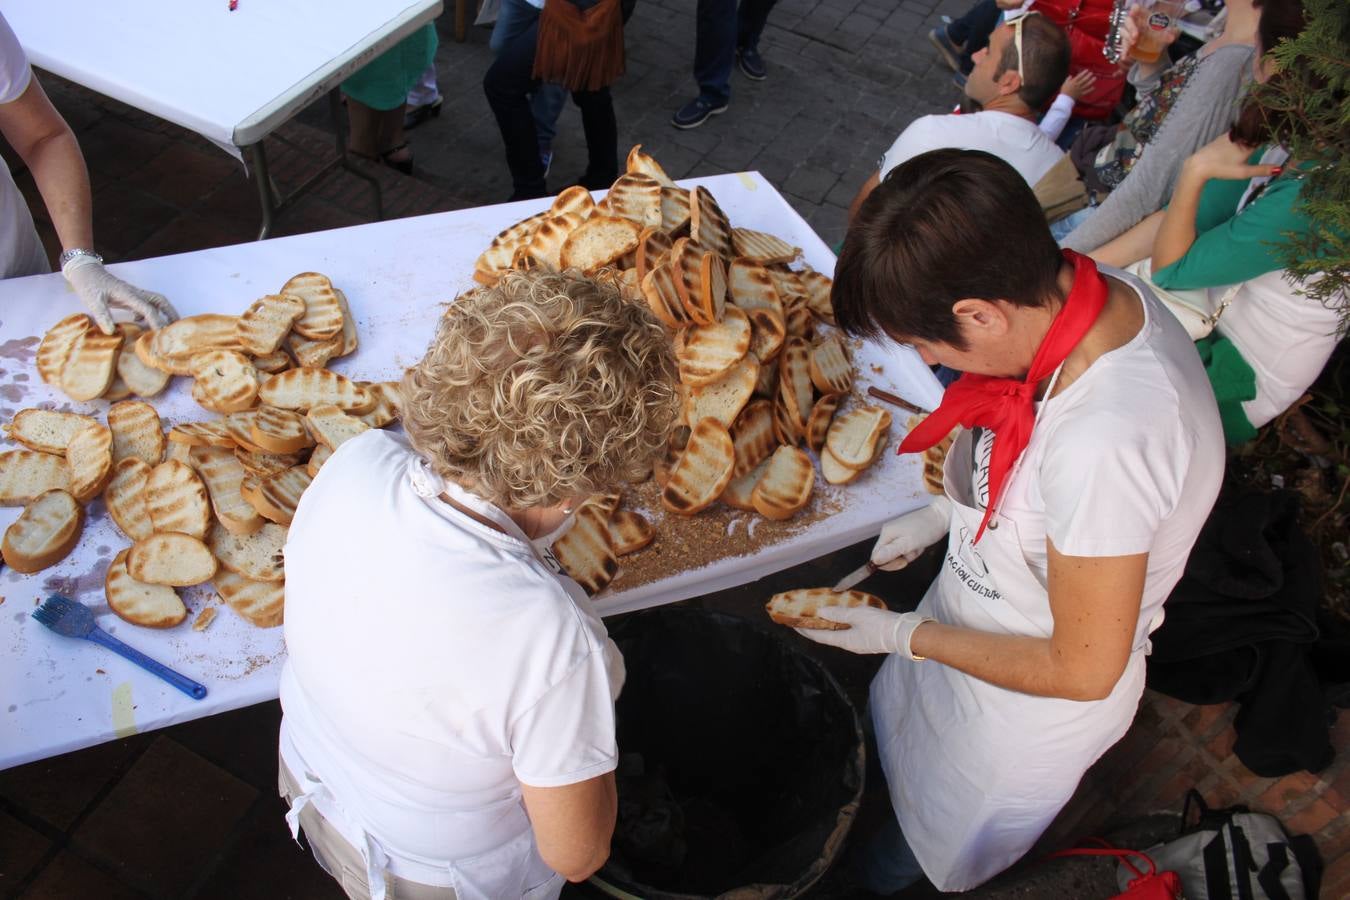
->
xmin=754 ymin=354 xmax=779 ymax=398
xmin=670 ymin=238 xmax=713 ymax=326
xmin=192 ymin=606 xmax=217 ymax=631
xmin=284 ymin=329 xmax=342 ymax=369
xmin=249 ymin=466 xmax=312 ymax=526
xmin=113 ymin=324 xmax=170 ymax=397
xmin=133 ymin=329 xmax=166 ymax=372
xmin=806 ymin=392 xmax=843 ymax=453
xmin=825 ymin=406 xmax=892 ymax=469
xmin=164 ymin=441 xmax=192 ymax=464
xmin=128 ymin=532 xmax=218 ymax=586
xmin=765 ymin=588 xmax=885 ymax=630
xmin=551 ymin=185 xmax=597 ymax=219
xmin=688 ymin=186 xmax=732 ymax=257
xmin=777 ymin=337 xmax=815 ymax=430
xmin=107 ymin=400 xmax=165 ymax=466
xmin=103 ymin=457 xmax=154 ymax=541
xmin=4 ymin=409 xmax=99 ymax=455
xmin=661 ymin=418 xmax=735 ymax=515
xmin=355 ymin=382 xmax=402 ymax=429
xmin=474 ymin=241 xmax=517 ymax=286
xmin=751 ymin=445 xmax=814 ymax=520
xmin=635 ymin=228 xmax=674 ymax=283
xmin=786 ymin=299 xmax=814 ymax=339
xmin=809 ymin=335 xmax=852 ymax=395
xmin=249 ymin=406 xmax=312 ymax=454
xmin=626 ymin=144 xmax=677 ymax=188
xmin=731 ymin=228 xmax=800 ymax=265
xmin=151 ymin=315 xmax=243 ymax=374
xmin=213 ymin=569 xmax=285 ymax=628
xmin=651 ymin=435 xmax=682 ymax=489
xmin=146 ymin=459 xmax=211 ymax=539
xmin=660 ymin=186 xmax=692 ymax=235
xmin=167 ymin=421 xmax=234 ymax=448
xmin=605 ymin=173 xmax=663 ymax=229
xmin=730 ymin=398 xmax=777 ymax=478
xmin=607 ymin=510 xmax=654 ymax=556
xmin=685 ymin=354 xmax=759 ymax=429
xmin=639 ymin=262 xmax=687 ymax=329
xmin=305 ymin=443 xmax=333 ymax=477
xmin=252 ymin=350 xmax=292 ymax=374
xmin=221 ymin=410 xmax=269 ymax=454
xmin=258 ymin=368 xmax=370 ymax=412
xmin=102 ymin=371 xmax=134 ymax=403
xmin=236 ymin=447 xmax=302 ymax=478
xmin=559 ymin=216 xmax=642 ymax=272
xmin=909 ymin=415 xmax=956 ymax=496
xmin=549 ymin=506 xmax=617 ymax=596
xmin=283 ymin=272 xmax=344 ymax=340
xmin=491 ymin=210 xmax=550 ymax=249
xmin=66 ymin=423 xmax=113 ymax=503
xmin=721 ymin=456 xmax=770 ymax=511
xmin=331 ymin=289 xmax=359 ymax=358
xmin=746 ymin=306 xmax=786 ymax=364
xmin=304 ymin=404 xmax=370 ymax=451
xmin=60 ymin=328 xmax=123 ymax=402
xmin=208 ymin=520 xmax=286 ymax=582
xmin=676 ymin=305 xmax=751 ymax=386
xmin=800 ymin=268 xmax=835 ymax=325
xmin=189 ymin=445 xmax=264 ymax=535
xmin=526 ymin=213 xmax=586 ymax=271
xmin=820 ymin=445 xmax=865 ymax=485
xmin=37 ymin=314 xmax=92 ymax=385
xmin=2 ymin=489 xmax=84 ymax=573
xmin=237 ymin=293 xmax=305 ymax=355
xmin=105 ymin=548 xmax=186 ymax=628
xmin=728 ymin=258 xmax=785 ymax=317
xmin=579 ymin=491 xmax=623 ymax=521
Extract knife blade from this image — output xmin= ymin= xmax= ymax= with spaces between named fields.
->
xmin=833 ymin=561 xmax=877 ymax=592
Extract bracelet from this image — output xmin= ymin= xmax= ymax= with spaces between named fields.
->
xmin=59 ymin=248 xmax=103 ymax=271
xmin=907 ymin=616 xmax=937 ymax=662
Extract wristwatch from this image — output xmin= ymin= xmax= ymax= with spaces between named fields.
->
xmin=58 ymin=248 xmax=103 ymax=269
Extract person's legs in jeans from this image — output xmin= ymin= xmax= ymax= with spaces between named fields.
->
xmin=933 ymin=0 xmax=999 ymax=74
xmin=531 ymin=84 xmax=568 ymax=153
xmin=483 ymin=17 xmax=548 ymax=200
xmin=571 ymin=87 xmax=618 ymax=189
xmin=694 ymin=0 xmax=736 ymax=106
xmin=489 ymin=0 xmax=539 ymax=52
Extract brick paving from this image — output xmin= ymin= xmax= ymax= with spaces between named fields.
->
xmin=2 ymin=1 xmax=1347 ymax=898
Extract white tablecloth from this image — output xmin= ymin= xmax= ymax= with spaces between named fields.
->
xmin=0 ymin=0 xmax=443 ymax=159
xmin=0 ymin=172 xmax=943 ymax=770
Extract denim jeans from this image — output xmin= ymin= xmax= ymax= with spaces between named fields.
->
xmin=490 ymin=0 xmax=568 ymax=146
xmin=694 ymin=0 xmax=780 ymax=104
xmin=945 ymin=0 xmax=1000 ymax=73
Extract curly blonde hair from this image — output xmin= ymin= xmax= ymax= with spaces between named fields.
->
xmin=402 ymin=269 xmax=680 ymax=510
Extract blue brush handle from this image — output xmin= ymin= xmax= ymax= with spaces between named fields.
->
xmin=85 ymin=626 xmax=208 ymax=700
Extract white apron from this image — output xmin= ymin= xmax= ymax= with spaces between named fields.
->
xmin=871 ymin=422 xmax=1149 ymax=892
xmin=279 ymin=464 xmax=583 ymax=900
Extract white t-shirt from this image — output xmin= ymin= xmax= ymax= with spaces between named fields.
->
xmin=0 ymin=14 xmax=50 ymax=280
xmin=279 ymin=431 xmax=620 ymax=887
xmin=879 ymin=110 xmax=1065 ymax=188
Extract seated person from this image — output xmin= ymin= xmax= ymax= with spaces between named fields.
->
xmin=850 ymin=12 xmax=1070 ymax=220
xmin=277 ymin=269 xmax=680 ymax=899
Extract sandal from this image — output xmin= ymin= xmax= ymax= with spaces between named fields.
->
xmin=380 ymin=143 xmax=414 ymax=175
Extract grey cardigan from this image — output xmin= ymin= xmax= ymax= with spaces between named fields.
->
xmin=1063 ymin=44 xmax=1255 ymax=252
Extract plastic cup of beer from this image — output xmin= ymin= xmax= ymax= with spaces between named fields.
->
xmin=1129 ymin=0 xmax=1184 ymax=64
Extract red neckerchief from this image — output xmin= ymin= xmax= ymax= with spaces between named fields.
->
xmin=898 ymin=249 xmax=1108 ymax=542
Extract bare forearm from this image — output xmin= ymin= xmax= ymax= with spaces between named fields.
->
xmin=1089 ymin=210 xmax=1164 ymax=268
xmin=26 ymin=128 xmax=93 ymax=252
xmin=909 ymin=622 xmax=1116 ymax=701
xmin=1150 ymin=166 xmax=1205 ymax=272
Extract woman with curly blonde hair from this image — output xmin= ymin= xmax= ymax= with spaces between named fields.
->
xmin=277 ymin=269 xmax=679 ymax=900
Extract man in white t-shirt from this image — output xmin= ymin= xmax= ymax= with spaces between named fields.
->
xmin=848 ymin=12 xmax=1070 ymax=220
xmin=0 ymin=12 xmax=174 ymax=331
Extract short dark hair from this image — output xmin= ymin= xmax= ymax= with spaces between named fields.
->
xmin=995 ymin=14 xmax=1071 ymax=111
xmin=832 ymin=149 xmax=1064 ymax=349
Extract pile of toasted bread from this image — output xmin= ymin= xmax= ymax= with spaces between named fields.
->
xmin=472 ymin=146 xmax=893 ymax=595
xmin=4 ymin=273 xmax=399 ymax=630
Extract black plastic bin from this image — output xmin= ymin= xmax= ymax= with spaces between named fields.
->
xmin=591 ymin=608 xmax=865 ymax=899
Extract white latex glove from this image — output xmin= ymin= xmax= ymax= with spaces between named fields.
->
xmin=871 ymin=495 xmax=952 ymax=571
xmin=794 ymin=606 xmax=935 ymax=658
xmin=62 ymin=255 xmax=178 ymax=335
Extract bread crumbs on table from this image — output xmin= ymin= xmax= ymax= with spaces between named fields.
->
xmin=96 ymin=668 xmax=106 ymax=674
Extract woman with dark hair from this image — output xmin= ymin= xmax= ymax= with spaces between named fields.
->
xmin=1090 ymin=0 xmax=1345 ymax=443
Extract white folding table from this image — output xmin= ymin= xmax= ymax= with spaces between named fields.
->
xmin=0 ymin=0 xmax=444 ymax=238
xmin=0 ymin=173 xmax=943 ymax=770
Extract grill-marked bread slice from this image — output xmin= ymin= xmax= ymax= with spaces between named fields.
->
xmin=766 ymin=588 xmax=885 ymax=630
xmin=639 ymin=262 xmax=687 ymax=329
xmin=105 ymin=548 xmax=186 ymax=628
xmin=304 ymin=404 xmax=371 ymax=451
xmin=809 ymin=335 xmax=852 ymax=395
xmin=328 ymin=289 xmax=361 ymax=358
xmin=800 ymin=268 xmax=836 ymax=326
xmin=167 ymin=420 xmax=234 ymax=448
xmin=220 ymin=410 xmax=269 ymax=454
xmin=825 ymin=406 xmax=892 ymax=469
xmin=777 ymin=337 xmax=815 ymax=431
xmin=607 ymin=510 xmax=654 ymax=555
xmin=354 ymin=382 xmax=402 ymax=428
xmin=258 ymin=368 xmax=370 ymax=412
xmin=107 ymin=400 xmax=165 ymax=466
xmin=721 ymin=456 xmax=770 ymax=511
xmin=559 ymin=215 xmax=642 ymax=272
xmin=689 ymin=186 xmax=732 ymax=257
xmin=549 ymin=506 xmax=617 ymax=596
xmin=820 ymin=445 xmax=866 ymax=485
xmin=626 ymin=144 xmax=677 ymax=188
xmin=635 ymin=228 xmax=673 ymax=283
xmin=909 ymin=415 xmax=956 ymax=496
xmin=61 ymin=328 xmax=123 ymax=401
xmin=249 ymin=406 xmax=312 ymax=454
xmin=728 ymin=259 xmax=785 ymax=316
xmin=150 ymin=315 xmax=243 ymax=374
xmin=237 ymin=293 xmax=305 ymax=355
xmin=252 ymin=350 xmax=292 ymax=374
xmin=113 ymin=324 xmax=170 ymax=397
xmin=659 ymin=186 xmax=691 ymax=235
xmin=284 ymin=329 xmax=342 ymax=369
xmin=806 ymin=392 xmax=843 ymax=453
xmin=661 ymin=418 xmax=735 ymax=515
xmin=731 ymin=228 xmax=800 ymax=266
xmin=283 ymin=272 xmax=344 ymax=340
xmin=133 ymin=329 xmax=165 ymax=372
xmin=247 ymin=465 xmax=312 ymax=526
xmin=684 ymin=354 xmax=759 ymax=429
xmin=525 ymin=213 xmax=586 ymax=271
xmin=128 ymin=532 xmax=218 ymax=586
xmin=754 ymin=355 xmax=779 ymax=399
xmin=306 ymin=443 xmax=333 ymax=477
xmin=4 ymin=409 xmax=98 ymax=454
xmin=189 ymin=445 xmax=264 ymax=535
xmin=750 ymin=445 xmax=814 ymax=520
xmin=37 ymin=314 xmax=92 ymax=385
xmin=2 ymin=489 xmax=84 ymax=573
xmin=213 ymin=569 xmax=284 ymax=628
xmin=670 ymin=238 xmax=715 ymax=326
xmin=490 ymin=210 xmax=549 ymax=249
xmin=746 ymin=306 xmax=786 ymax=364
xmin=146 ymin=459 xmax=211 ymax=539
xmin=676 ymin=305 xmax=750 ymax=386
xmin=579 ymin=491 xmax=623 ymax=521
xmin=66 ymin=422 xmax=114 ymax=503
xmin=551 ymin=185 xmax=597 ymax=219
xmin=103 ymin=457 xmax=155 ymax=541
xmin=605 ymin=173 xmax=663 ymax=229
xmin=785 ymin=297 xmax=814 ymax=340
xmin=730 ymin=398 xmax=777 ymax=478
xmin=236 ymin=447 xmax=302 ymax=478
xmin=474 ymin=241 xmax=516 ymax=286
xmin=208 ymin=520 xmax=286 ymax=582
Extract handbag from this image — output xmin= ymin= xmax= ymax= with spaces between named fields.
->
xmin=1047 ymin=843 xmax=1184 ymax=899
xmin=1124 ymin=258 xmax=1242 ymax=341
xmin=1033 ymin=154 xmax=1091 ymax=224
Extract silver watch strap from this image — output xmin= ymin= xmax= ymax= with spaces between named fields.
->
xmin=59 ymin=248 xmax=103 ymax=269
